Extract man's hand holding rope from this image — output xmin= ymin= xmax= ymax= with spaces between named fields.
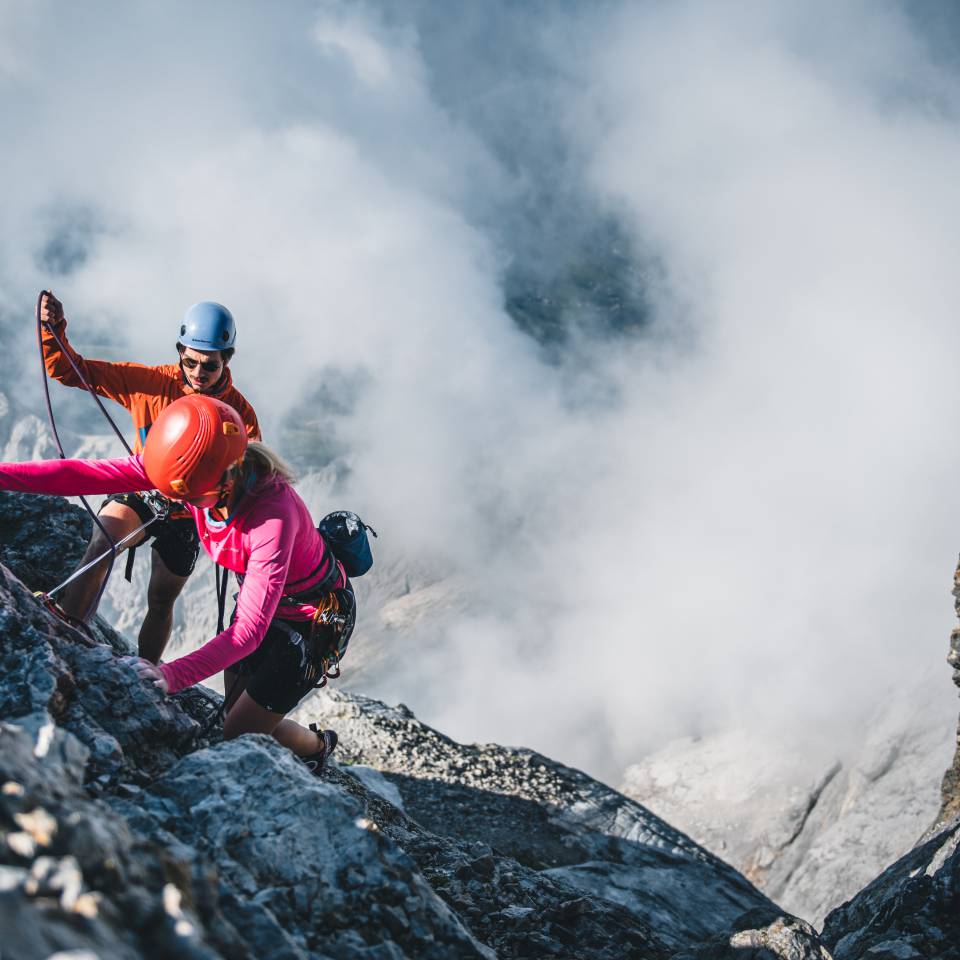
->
xmin=40 ymin=291 xmax=65 ymax=329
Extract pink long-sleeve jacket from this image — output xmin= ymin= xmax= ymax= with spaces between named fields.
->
xmin=0 ymin=455 xmax=344 ymax=694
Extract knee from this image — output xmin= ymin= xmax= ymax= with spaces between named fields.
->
xmin=146 ymin=583 xmax=181 ymax=611
xmin=82 ymin=531 xmax=126 ymax=569
xmin=222 ymin=712 xmax=254 ymax=741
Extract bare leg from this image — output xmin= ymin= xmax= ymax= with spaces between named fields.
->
xmin=60 ymin=502 xmax=148 ymax=623
xmin=222 ymin=668 xmax=247 ymax=712
xmin=138 ymin=551 xmax=189 ymax=663
xmin=223 ymin=691 xmax=323 ymax=756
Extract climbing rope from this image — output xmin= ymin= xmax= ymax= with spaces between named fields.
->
xmin=34 ymin=290 xmax=157 ymax=621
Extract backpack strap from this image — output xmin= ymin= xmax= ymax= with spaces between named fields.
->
xmin=215 ymin=564 xmax=229 ymax=634
xmin=235 ymin=547 xmax=340 ymax=608
xmin=278 ymin=552 xmax=341 ymax=606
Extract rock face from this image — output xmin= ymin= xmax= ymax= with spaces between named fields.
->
xmin=620 ymin=682 xmax=956 ymax=927
xmin=939 ymin=559 xmax=960 ymax=824
xmin=798 ymin=566 xmax=960 ymax=960
xmin=820 ymin=815 xmax=960 ymax=960
xmin=1 ymin=488 xmax=833 ymax=959
xmin=292 ymin=690 xmax=780 ymax=954
xmin=0 ymin=490 xmax=91 ymax=595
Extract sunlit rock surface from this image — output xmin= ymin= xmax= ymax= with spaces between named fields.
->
xmin=294 ymin=689 xmax=778 ymax=953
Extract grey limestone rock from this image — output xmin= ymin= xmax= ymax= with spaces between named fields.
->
xmin=0 ymin=560 xmax=202 ymax=787
xmin=820 ymin=815 xmax=960 ymax=960
xmin=0 ymin=715 xmax=232 ymax=960
xmin=118 ymin=735 xmax=495 ymax=960
xmin=620 ymin=683 xmax=956 ymax=928
xmin=0 ymin=490 xmax=91 ymax=595
xmin=295 ymin=688 xmax=777 ymax=951
xmin=325 ymin=750 xmax=673 ymax=959
xmin=0 ymin=489 xmax=678 ymax=957
xmin=667 ymin=909 xmax=834 ymax=960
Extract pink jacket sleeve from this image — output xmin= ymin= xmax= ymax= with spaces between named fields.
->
xmin=159 ymin=512 xmax=295 ymax=693
xmin=0 ymin=456 xmax=152 ymax=496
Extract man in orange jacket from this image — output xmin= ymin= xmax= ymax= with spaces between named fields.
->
xmin=39 ymin=292 xmax=260 ymax=663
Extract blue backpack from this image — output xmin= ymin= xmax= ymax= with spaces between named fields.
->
xmin=318 ymin=511 xmax=377 ymax=578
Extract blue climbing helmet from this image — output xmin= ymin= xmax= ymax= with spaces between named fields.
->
xmin=178 ymin=301 xmax=236 ymax=351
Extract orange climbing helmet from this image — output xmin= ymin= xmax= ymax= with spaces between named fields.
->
xmin=142 ymin=395 xmax=247 ymax=506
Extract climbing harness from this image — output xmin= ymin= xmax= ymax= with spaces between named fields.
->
xmin=34 ymin=290 xmax=161 ymax=623
xmin=119 ymin=490 xmax=177 ymax=582
xmin=200 ymin=573 xmax=355 ymax=736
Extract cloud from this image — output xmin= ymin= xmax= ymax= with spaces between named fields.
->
xmin=2 ymin=0 xmax=958 ymax=784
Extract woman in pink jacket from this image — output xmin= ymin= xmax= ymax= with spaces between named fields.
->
xmin=0 ymin=395 xmax=348 ymax=773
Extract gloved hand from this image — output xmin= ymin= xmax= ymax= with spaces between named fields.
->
xmin=40 ymin=291 xmax=66 ymax=329
xmin=120 ymin=655 xmax=169 ymax=695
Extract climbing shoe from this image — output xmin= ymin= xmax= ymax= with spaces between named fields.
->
xmin=300 ymin=723 xmax=338 ymax=775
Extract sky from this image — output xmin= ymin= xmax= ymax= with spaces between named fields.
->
xmin=2 ymin=0 xmax=960 ymax=782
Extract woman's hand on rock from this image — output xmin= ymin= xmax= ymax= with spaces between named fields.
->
xmin=120 ymin=655 xmax=169 ymax=695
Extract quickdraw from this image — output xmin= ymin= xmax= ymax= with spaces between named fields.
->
xmin=303 ymin=589 xmax=354 ymax=686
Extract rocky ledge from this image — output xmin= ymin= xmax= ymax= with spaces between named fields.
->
xmin=0 ymin=489 xmax=957 ymax=958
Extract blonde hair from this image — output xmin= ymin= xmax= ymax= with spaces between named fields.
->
xmin=231 ymin=441 xmax=297 ymax=488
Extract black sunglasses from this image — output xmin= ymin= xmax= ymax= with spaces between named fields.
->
xmin=181 ymin=356 xmax=222 ymax=373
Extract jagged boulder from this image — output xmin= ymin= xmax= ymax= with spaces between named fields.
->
xmin=668 ymin=909 xmax=833 ymax=960
xmin=323 ymin=736 xmax=675 ymax=959
xmin=0 ymin=559 xmax=205 ymax=787
xmin=0 ymin=490 xmax=90 ymax=594
xmin=294 ymin=689 xmax=779 ymax=952
xmin=0 ymin=714 xmax=236 ymax=960
xmin=112 ymin=736 xmax=497 ymax=960
xmin=820 ymin=816 xmax=960 ymax=960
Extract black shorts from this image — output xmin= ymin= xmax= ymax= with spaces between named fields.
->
xmin=230 ymin=585 xmax=356 ymax=715
xmin=104 ymin=493 xmax=201 ymax=578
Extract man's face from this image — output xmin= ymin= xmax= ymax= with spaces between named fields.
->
xmin=179 ymin=347 xmax=225 ymax=392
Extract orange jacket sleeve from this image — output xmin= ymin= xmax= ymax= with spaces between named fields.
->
xmin=41 ymin=322 xmax=170 ymax=410
xmin=228 ymin=391 xmax=261 ymax=441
